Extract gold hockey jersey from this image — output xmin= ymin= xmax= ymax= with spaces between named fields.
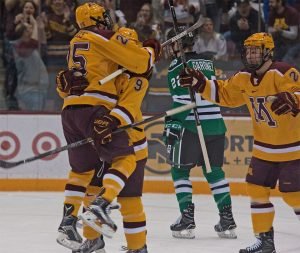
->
xmin=201 ymin=62 xmax=300 ymax=162
xmin=112 ymin=74 xmax=149 ymax=161
xmin=58 ymin=27 xmax=155 ymax=110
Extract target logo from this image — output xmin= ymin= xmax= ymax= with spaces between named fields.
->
xmin=32 ymin=132 xmax=61 ymax=161
xmin=0 ymin=131 xmax=21 ymax=160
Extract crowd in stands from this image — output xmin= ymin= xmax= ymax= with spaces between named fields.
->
xmin=0 ymin=0 xmax=300 ymax=113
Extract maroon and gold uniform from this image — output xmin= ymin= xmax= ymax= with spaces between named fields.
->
xmin=199 ymin=61 xmax=300 ymax=239
xmin=58 ymin=25 xmax=154 ymax=206
xmin=57 ymin=27 xmax=155 ymax=111
xmin=83 ymin=74 xmax=149 ymax=250
xmin=181 ymin=31 xmax=300 ymax=253
xmin=201 ymin=62 xmax=300 ymax=162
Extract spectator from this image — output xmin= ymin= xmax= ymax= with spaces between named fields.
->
xmin=139 ymin=3 xmax=163 ymax=41
xmin=42 ymin=0 xmax=78 ymax=111
xmin=202 ymin=0 xmax=222 ymax=32
xmin=130 ymin=10 xmax=156 ymax=42
xmin=13 ymin=10 xmax=49 ymax=110
xmin=2 ymin=0 xmax=23 ymax=110
xmin=219 ymin=0 xmax=235 ymax=33
xmin=268 ymin=0 xmax=299 ymax=61
xmin=193 ymin=17 xmax=227 ymax=60
xmin=229 ymin=0 xmax=265 ymax=53
xmin=43 ymin=0 xmax=77 ymax=64
xmin=164 ymin=0 xmax=194 ymax=28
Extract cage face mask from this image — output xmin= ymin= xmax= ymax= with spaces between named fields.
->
xmin=242 ymin=33 xmax=274 ymax=72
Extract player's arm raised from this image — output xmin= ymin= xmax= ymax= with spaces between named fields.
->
xmin=179 ymin=67 xmax=245 ymax=108
xmin=87 ymin=29 xmax=160 ymax=75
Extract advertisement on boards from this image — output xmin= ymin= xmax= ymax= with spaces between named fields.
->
xmin=0 ymin=115 xmax=252 ymax=180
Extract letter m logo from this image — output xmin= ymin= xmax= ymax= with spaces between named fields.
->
xmin=249 ymin=97 xmax=276 ymax=127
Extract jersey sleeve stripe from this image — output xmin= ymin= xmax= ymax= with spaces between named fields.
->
xmin=111 ymin=106 xmax=134 ymax=125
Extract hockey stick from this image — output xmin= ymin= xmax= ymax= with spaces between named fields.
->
xmin=266 ymin=95 xmax=276 ymax=103
xmin=168 ymin=0 xmax=212 ymax=173
xmin=99 ymin=19 xmax=203 ymax=85
xmin=0 ymin=103 xmax=195 ymax=169
xmin=0 ymin=138 xmax=94 ymax=169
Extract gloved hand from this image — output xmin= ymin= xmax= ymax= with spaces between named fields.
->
xmin=93 ymin=114 xmax=120 ymax=144
xmin=163 ymin=118 xmax=183 ymax=154
xmin=179 ymin=67 xmax=207 ymax=93
xmin=56 ymin=69 xmax=89 ymax=96
xmin=143 ymin=38 xmax=161 ymax=62
xmin=270 ymin=92 xmax=299 ymax=117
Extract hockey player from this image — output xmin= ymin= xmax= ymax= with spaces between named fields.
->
xmin=163 ymin=27 xmax=237 ymax=240
xmin=78 ymin=27 xmax=150 ymax=253
xmin=55 ymin=2 xmax=160 ymax=251
xmin=56 ymin=27 xmax=150 ymax=253
xmin=179 ymin=32 xmax=300 ymax=253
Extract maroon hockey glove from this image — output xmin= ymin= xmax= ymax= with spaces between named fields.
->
xmin=93 ymin=114 xmax=120 ymax=145
xmin=270 ymin=92 xmax=300 ymax=117
xmin=179 ymin=67 xmax=206 ymax=93
xmin=143 ymin=38 xmax=161 ymax=62
xmin=56 ymin=69 xmax=89 ymax=96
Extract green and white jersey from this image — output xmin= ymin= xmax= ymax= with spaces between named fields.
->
xmin=167 ymin=52 xmax=226 ymax=135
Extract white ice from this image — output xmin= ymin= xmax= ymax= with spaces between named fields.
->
xmin=0 ymin=192 xmax=299 ymax=253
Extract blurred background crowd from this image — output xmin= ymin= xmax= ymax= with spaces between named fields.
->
xmin=0 ymin=0 xmax=299 ymax=115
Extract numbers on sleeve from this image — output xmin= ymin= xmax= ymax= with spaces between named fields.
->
xmin=289 ymin=71 xmax=299 ymax=82
xmin=135 ymin=79 xmax=143 ymax=91
xmin=69 ymin=42 xmax=90 ymax=75
xmin=116 ymin=35 xmax=129 ymax=45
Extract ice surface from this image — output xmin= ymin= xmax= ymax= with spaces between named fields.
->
xmin=0 ymin=192 xmax=299 ymax=253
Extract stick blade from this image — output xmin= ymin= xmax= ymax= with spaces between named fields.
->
xmin=0 ymin=160 xmax=22 ymax=169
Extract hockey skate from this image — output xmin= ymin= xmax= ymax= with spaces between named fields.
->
xmin=214 ymin=205 xmax=237 ymax=239
xmin=126 ymin=245 xmax=148 ymax=253
xmin=170 ymin=203 xmax=196 ymax=239
xmin=77 ymin=235 xmax=106 ymax=253
xmin=239 ymin=228 xmax=276 ymax=253
xmin=79 ymin=196 xmax=119 ymax=238
xmin=57 ymin=214 xmax=83 ymax=251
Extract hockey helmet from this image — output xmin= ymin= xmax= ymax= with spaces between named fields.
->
xmin=167 ymin=26 xmax=195 ymax=48
xmin=242 ymin=32 xmax=274 ymax=71
xmin=75 ymin=2 xmax=113 ymax=30
xmin=118 ymin=27 xmax=139 ymax=42
xmin=166 ymin=26 xmax=194 ymax=58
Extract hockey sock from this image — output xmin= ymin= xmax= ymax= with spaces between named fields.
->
xmin=203 ymin=166 xmax=231 ymax=211
xmin=171 ymin=167 xmax=192 ymax=212
xmin=282 ymin=192 xmax=300 ymax=220
xmin=118 ymin=197 xmax=147 ymax=250
xmin=83 ymin=185 xmax=102 ymax=239
xmin=102 ymin=154 xmax=135 ymax=202
xmin=64 ymin=169 xmax=94 ymax=217
xmin=247 ymin=183 xmax=275 ymax=233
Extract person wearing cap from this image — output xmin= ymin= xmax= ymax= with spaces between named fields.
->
xmin=229 ymin=0 xmax=265 ymax=53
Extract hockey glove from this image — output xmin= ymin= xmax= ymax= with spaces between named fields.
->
xmin=93 ymin=114 xmax=120 ymax=145
xmin=179 ymin=67 xmax=206 ymax=93
xmin=143 ymin=38 xmax=161 ymax=62
xmin=163 ymin=119 xmax=183 ymax=154
xmin=270 ymin=92 xmax=300 ymax=117
xmin=56 ymin=69 xmax=89 ymax=96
